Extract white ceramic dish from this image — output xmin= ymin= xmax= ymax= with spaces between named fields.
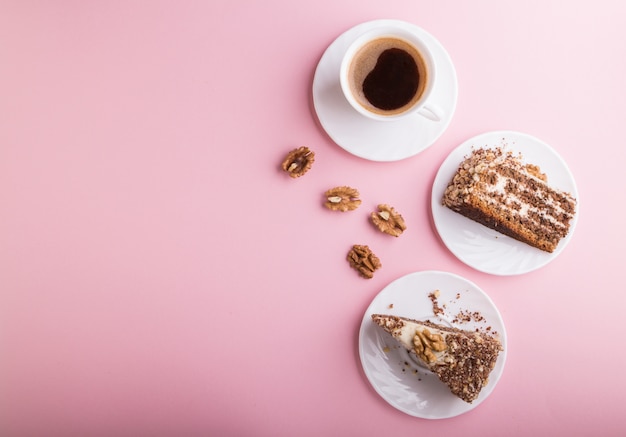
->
xmin=359 ymin=270 xmax=507 ymax=419
xmin=431 ymin=131 xmax=579 ymax=275
xmin=312 ymin=19 xmax=458 ymax=161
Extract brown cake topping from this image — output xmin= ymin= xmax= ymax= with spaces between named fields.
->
xmin=442 ymin=147 xmax=577 ymax=252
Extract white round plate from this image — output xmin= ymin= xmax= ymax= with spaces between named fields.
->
xmin=431 ymin=130 xmax=579 ymax=275
xmin=312 ymin=19 xmax=458 ymax=161
xmin=359 ymin=271 xmax=507 ymax=419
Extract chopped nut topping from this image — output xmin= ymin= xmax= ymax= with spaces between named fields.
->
xmin=281 ymin=146 xmax=315 ymax=178
xmin=525 ymin=163 xmax=547 ymax=181
xmin=413 ymin=328 xmax=447 ymax=363
xmin=370 ymin=204 xmax=406 ymax=237
xmin=324 ymin=186 xmax=361 ymax=211
xmin=347 ymin=244 xmax=381 ymax=279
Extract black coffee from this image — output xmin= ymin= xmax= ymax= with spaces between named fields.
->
xmin=363 ymin=48 xmax=418 ymax=110
xmin=348 ymin=37 xmax=428 ymax=116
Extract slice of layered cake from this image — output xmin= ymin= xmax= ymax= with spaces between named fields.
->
xmin=442 ymin=147 xmax=576 ymax=253
xmin=371 ymin=314 xmax=503 ymax=403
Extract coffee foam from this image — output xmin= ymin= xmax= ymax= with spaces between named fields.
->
xmin=348 ymin=37 xmax=428 ymax=116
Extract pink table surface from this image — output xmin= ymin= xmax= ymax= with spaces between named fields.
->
xmin=2 ymin=1 xmax=625 ymax=436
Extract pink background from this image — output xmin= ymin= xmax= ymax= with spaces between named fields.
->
xmin=1 ymin=1 xmax=625 ymax=435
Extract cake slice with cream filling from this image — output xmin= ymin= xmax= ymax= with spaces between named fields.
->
xmin=442 ymin=147 xmax=576 ymax=253
xmin=372 ymin=314 xmax=503 ymax=403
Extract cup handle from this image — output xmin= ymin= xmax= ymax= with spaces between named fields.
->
xmin=418 ymin=104 xmax=443 ymax=122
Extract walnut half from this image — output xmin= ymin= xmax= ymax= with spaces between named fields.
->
xmin=370 ymin=204 xmax=407 ymax=237
xmin=347 ymin=244 xmax=381 ymax=279
xmin=281 ymin=146 xmax=315 ymax=178
xmin=324 ymin=186 xmax=361 ymax=211
xmin=413 ymin=329 xmax=447 ymax=363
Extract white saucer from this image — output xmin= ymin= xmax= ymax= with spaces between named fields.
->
xmin=358 ymin=271 xmax=507 ymax=419
xmin=312 ymin=19 xmax=458 ymax=162
xmin=431 ymin=131 xmax=580 ymax=275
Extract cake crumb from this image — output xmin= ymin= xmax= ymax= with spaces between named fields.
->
xmin=452 ymin=309 xmax=486 ymax=324
xmin=428 ymin=290 xmax=444 ymax=316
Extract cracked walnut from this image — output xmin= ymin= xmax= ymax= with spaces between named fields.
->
xmin=324 ymin=186 xmax=361 ymax=211
xmin=370 ymin=204 xmax=407 ymax=237
xmin=347 ymin=244 xmax=381 ymax=279
xmin=281 ymin=146 xmax=315 ymax=178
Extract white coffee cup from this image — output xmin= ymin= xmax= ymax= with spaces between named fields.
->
xmin=340 ymin=25 xmax=442 ymax=122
